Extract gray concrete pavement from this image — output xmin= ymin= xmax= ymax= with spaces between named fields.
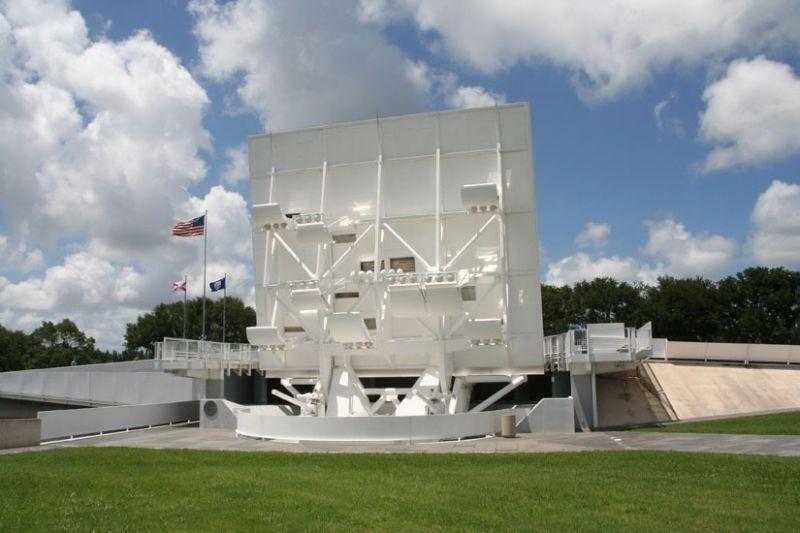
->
xmin=2 ymin=425 xmax=799 ymax=456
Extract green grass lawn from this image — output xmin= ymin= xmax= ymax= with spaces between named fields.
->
xmin=636 ymin=411 xmax=800 ymax=435
xmin=1 ymin=448 xmax=799 ymax=531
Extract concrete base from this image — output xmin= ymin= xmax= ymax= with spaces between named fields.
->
xmin=0 ymin=418 xmax=41 ymax=449
xmin=236 ymin=408 xmax=513 ymax=442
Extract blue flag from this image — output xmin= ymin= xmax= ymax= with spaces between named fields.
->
xmin=209 ymin=277 xmax=226 ymax=292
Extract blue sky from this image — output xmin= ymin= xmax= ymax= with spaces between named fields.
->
xmin=1 ymin=0 xmax=799 ymax=347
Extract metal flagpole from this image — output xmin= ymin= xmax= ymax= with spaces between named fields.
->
xmin=202 ymin=210 xmax=208 ymax=341
xmin=222 ymin=273 xmax=227 ymax=344
xmin=183 ymin=274 xmax=187 ymax=339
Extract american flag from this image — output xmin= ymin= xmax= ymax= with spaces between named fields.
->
xmin=172 ymin=280 xmax=187 ymax=292
xmin=172 ymin=215 xmax=205 ymax=237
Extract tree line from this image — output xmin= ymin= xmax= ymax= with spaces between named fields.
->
xmin=1 ymin=267 xmax=798 ymax=372
xmin=542 ymin=267 xmax=800 ymax=343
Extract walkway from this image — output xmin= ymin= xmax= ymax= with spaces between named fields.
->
xmin=3 ymin=426 xmax=799 ymax=456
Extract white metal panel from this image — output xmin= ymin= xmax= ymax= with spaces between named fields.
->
xmin=271 ymin=170 xmax=321 ymax=214
xmin=380 ymin=115 xmax=438 ymax=158
xmin=383 ymin=157 xmax=436 ymax=216
xmin=439 ymin=107 xmax=498 ymax=153
xmin=248 ymin=136 xmax=272 ymax=178
xmin=325 ymin=163 xmax=377 ymax=218
xmin=325 ymin=121 xmax=380 ymax=165
xmin=273 ymin=128 xmax=324 ymax=170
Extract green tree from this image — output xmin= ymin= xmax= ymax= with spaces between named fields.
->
xmin=571 ymin=278 xmax=645 ymax=325
xmin=643 ymin=276 xmax=722 ymax=341
xmin=541 ymin=284 xmax=577 ymax=336
xmin=124 ymin=297 xmax=256 ymax=355
xmin=0 ymin=323 xmax=33 ymax=372
xmin=717 ymin=267 xmax=800 ymax=344
xmin=29 ymin=319 xmax=101 ymax=368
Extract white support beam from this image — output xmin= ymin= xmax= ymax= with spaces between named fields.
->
xmin=443 ymin=214 xmax=498 ymax=271
xmin=383 ymin=223 xmax=434 ymax=272
xmin=271 ymin=389 xmax=310 ymax=410
xmin=469 ymin=375 xmax=527 ymax=413
xmin=322 ymin=223 xmax=373 ymax=278
xmin=273 ymin=232 xmax=317 ymax=279
xmin=445 ymin=277 xmax=500 ymax=338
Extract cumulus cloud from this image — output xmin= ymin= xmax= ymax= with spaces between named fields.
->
xmin=189 ymin=0 xmax=430 ymax=130
xmin=546 ymin=218 xmax=736 ymax=286
xmin=0 ymin=0 xmax=252 ymax=348
xmin=545 ymin=253 xmax=659 ymax=287
xmin=370 ymin=1 xmax=800 ymax=102
xmin=700 ymin=57 xmax=800 ymax=171
xmin=575 ymin=222 xmax=611 ymax=249
xmin=0 ymin=235 xmax=45 ymax=273
xmin=643 ymin=219 xmax=737 ymax=278
xmin=221 ymin=145 xmax=249 ymax=185
xmin=446 ymin=86 xmax=506 ymax=109
xmin=748 ymin=180 xmax=800 ymax=267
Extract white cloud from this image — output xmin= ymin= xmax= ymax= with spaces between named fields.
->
xmin=0 ymin=1 xmax=252 ymax=349
xmin=653 ymin=92 xmax=685 ymax=137
xmin=643 ymin=219 xmax=737 ymax=278
xmin=189 ymin=0 xmax=429 ymax=130
xmin=221 ymin=145 xmax=248 ymax=184
xmin=545 ymin=252 xmax=659 ymax=287
xmin=748 ymin=180 xmax=800 ymax=267
xmin=446 ymin=85 xmax=506 ymax=109
xmin=372 ymin=1 xmax=800 ymax=102
xmin=700 ymin=56 xmax=800 ymax=171
xmin=575 ymin=222 xmax=611 ymax=248
xmin=546 ymin=218 xmax=736 ymax=285
xmin=0 ymin=235 xmax=45 ymax=273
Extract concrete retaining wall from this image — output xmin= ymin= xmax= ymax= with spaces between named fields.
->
xmin=0 ymin=418 xmax=41 ymax=449
xmin=39 ymin=401 xmax=199 ymax=441
xmin=661 ymin=341 xmax=800 ymax=365
xmin=515 ymin=398 xmax=575 ymax=433
xmin=0 ymin=371 xmax=204 ymax=406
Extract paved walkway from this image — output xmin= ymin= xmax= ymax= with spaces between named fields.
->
xmin=3 ymin=426 xmax=799 ymax=456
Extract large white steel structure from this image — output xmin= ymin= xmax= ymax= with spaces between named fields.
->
xmin=245 ymin=103 xmax=543 ymax=427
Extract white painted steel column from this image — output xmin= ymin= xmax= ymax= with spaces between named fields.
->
xmin=495 ymin=109 xmax=512 ymax=365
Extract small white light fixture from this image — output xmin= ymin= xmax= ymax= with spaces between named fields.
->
xmin=252 ymin=203 xmax=289 ymax=231
xmin=294 ymin=213 xmax=332 ymax=244
xmin=246 ymin=326 xmax=286 ymax=350
xmin=461 ymin=183 xmax=500 ymax=213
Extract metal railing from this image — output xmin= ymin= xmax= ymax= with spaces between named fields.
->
xmin=154 ymin=338 xmax=259 ymax=370
xmin=543 ymin=324 xmax=658 ymax=371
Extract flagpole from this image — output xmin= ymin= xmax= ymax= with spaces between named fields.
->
xmin=222 ymin=273 xmax=227 ymax=344
xmin=202 ymin=210 xmax=208 ymax=341
xmin=183 ymin=274 xmax=187 ymax=339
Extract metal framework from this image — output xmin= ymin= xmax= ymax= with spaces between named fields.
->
xmin=245 ymin=104 xmax=543 ymax=419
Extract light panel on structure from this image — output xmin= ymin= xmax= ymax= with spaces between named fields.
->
xmin=299 ymin=310 xmax=321 ymax=338
xmin=423 ymin=273 xmax=463 ymax=316
xmin=246 ymin=326 xmax=286 ymax=351
xmin=294 ymin=213 xmax=332 ymax=244
xmin=461 ymin=183 xmax=500 ymax=213
xmin=387 ymin=273 xmax=426 ymax=317
xmin=289 ymin=284 xmax=327 ymax=311
xmin=328 ymin=312 xmax=373 ymax=349
xmin=252 ymin=203 xmax=289 ymax=231
xmin=463 ymin=318 xmax=503 ymax=347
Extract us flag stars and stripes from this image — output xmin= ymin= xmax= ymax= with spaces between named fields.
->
xmin=172 ymin=215 xmax=205 ymax=237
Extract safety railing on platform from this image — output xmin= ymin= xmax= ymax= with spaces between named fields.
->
xmin=154 ymin=338 xmax=259 ymax=371
xmin=543 ymin=323 xmax=659 ymax=371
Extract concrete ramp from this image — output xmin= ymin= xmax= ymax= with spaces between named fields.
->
xmin=646 ymin=362 xmax=800 ymax=419
xmin=596 ymin=372 xmax=674 ymax=428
